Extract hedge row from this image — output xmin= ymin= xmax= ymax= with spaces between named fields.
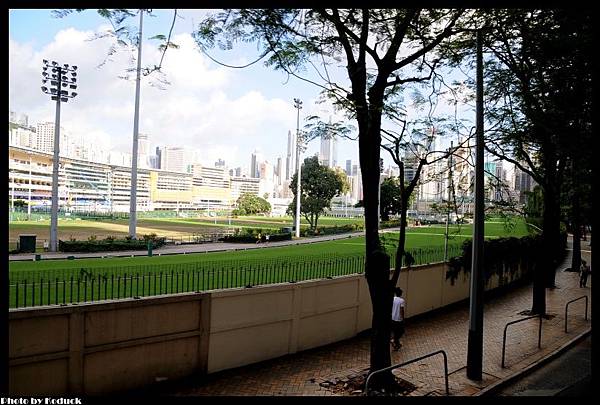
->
xmin=446 ymin=231 xmax=567 ymax=284
xmin=302 ymin=223 xmax=364 ymax=237
xmin=220 ymin=232 xmax=292 ymax=243
xmin=59 ymin=237 xmax=166 ymax=253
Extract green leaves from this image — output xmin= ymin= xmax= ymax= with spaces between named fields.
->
xmin=235 ymin=193 xmax=271 ymax=216
xmin=288 ymin=156 xmax=347 ymax=230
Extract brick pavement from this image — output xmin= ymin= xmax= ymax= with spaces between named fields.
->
xmin=154 ymin=236 xmax=591 ymax=396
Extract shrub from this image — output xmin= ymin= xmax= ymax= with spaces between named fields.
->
xmin=445 ymin=233 xmax=555 ymax=285
xmin=58 ymin=236 xmax=166 ymax=253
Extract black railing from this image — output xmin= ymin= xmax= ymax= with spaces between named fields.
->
xmin=9 ymin=245 xmax=456 ymax=309
xmin=565 ymin=295 xmax=589 ymax=333
xmin=501 ymin=315 xmax=543 ymax=368
xmin=365 ymin=350 xmax=449 ymax=396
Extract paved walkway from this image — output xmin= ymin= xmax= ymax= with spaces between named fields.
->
xmin=148 ymin=236 xmax=591 ymax=396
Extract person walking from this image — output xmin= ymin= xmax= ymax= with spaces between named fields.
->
xmin=265 ymin=234 xmax=270 ymax=244
xmin=391 ymin=287 xmax=406 ymax=351
xmin=256 ymin=233 xmax=262 ymax=244
xmin=579 ymin=260 xmax=591 ymax=288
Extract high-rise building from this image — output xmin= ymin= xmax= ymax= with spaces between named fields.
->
xmin=345 ymin=159 xmax=352 ymax=175
xmin=137 ymin=133 xmax=150 ymax=168
xmin=36 ymin=122 xmax=59 ymax=154
xmin=162 ymin=147 xmax=190 ymax=173
xmin=215 ymin=158 xmax=226 ymax=168
xmin=285 ymin=130 xmax=296 ymax=180
xmin=319 ymin=132 xmax=338 ymax=168
xmin=9 ymin=111 xmax=29 ymax=127
xmin=155 ymin=146 xmax=162 ymax=169
xmin=250 ymin=150 xmax=263 ymax=178
xmin=275 ymin=157 xmax=282 ymax=185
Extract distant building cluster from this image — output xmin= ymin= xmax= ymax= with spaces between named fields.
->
xmin=9 ymin=110 xmax=535 ymax=217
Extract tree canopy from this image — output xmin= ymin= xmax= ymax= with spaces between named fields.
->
xmin=288 ymin=156 xmax=348 ymax=230
xmin=233 ymin=193 xmax=271 ymax=216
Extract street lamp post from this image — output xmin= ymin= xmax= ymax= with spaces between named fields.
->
xmin=444 ymin=141 xmax=453 ymax=262
xmin=41 ymin=59 xmax=78 ymax=252
xmin=378 ymin=158 xmax=383 ymax=226
xmin=293 ymin=98 xmax=303 ymax=238
xmin=467 ymin=29 xmax=486 ymax=381
xmin=129 ymin=9 xmax=144 ymax=239
xmin=28 ymin=153 xmax=32 ymax=221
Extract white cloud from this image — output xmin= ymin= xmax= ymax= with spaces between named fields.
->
xmin=9 ymin=24 xmax=302 ymax=168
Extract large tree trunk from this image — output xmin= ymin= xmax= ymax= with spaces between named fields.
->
xmin=543 ymin=183 xmax=562 ymax=289
xmin=570 ymin=161 xmax=582 ymax=273
xmin=359 ymin=108 xmax=393 ymax=382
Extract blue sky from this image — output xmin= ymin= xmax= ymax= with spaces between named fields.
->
xmin=9 ymin=9 xmax=474 ymax=172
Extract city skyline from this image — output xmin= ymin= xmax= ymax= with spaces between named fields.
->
xmin=9 ymin=9 xmax=363 ymax=172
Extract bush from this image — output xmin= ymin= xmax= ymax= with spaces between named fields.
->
xmin=301 ymin=223 xmax=364 ymax=237
xmin=445 ymin=233 xmax=557 ymax=285
xmin=220 ymin=232 xmax=292 ymax=243
xmin=58 ymin=237 xmax=166 ymax=253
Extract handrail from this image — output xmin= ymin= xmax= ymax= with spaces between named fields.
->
xmin=565 ymin=295 xmax=589 ymax=333
xmin=365 ymin=350 xmax=449 ymax=396
xmin=501 ymin=314 xmax=542 ymax=368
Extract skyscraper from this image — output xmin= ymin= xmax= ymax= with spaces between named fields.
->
xmin=250 ymin=150 xmax=264 ymax=178
xmin=319 ymin=133 xmax=338 ymax=168
xmin=35 ymin=122 xmax=57 ymax=153
xmin=275 ymin=157 xmax=283 ymax=185
xmin=163 ymin=147 xmax=191 ymax=173
xmin=137 ymin=133 xmax=150 ymax=168
xmin=345 ymin=159 xmax=352 ymax=175
xmin=155 ymin=146 xmax=162 ymax=169
xmin=285 ymin=130 xmax=296 ymax=180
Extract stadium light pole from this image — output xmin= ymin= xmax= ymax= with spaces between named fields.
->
xmin=377 ymin=158 xmax=383 ymax=226
xmin=129 ymin=9 xmax=144 ymax=239
xmin=293 ymin=98 xmax=303 ymax=238
xmin=467 ymin=28 xmax=486 ymax=381
xmin=41 ymin=59 xmax=78 ymax=252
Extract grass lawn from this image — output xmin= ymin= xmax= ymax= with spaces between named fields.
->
xmin=8 ymin=215 xmax=360 ymax=247
xmin=8 ymin=218 xmax=532 ymax=308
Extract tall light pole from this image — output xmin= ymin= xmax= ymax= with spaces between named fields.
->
xmin=28 ymin=153 xmax=32 ymax=221
xmin=293 ymin=98 xmax=303 ymax=238
xmin=129 ymin=9 xmax=144 ymax=239
xmin=377 ymin=158 xmax=383 ymax=226
xmin=467 ymin=29 xmax=485 ymax=381
xmin=41 ymin=59 xmax=78 ymax=252
xmin=444 ymin=141 xmax=453 ymax=261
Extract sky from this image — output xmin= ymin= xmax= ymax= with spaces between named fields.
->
xmin=9 ymin=9 xmax=476 ymax=172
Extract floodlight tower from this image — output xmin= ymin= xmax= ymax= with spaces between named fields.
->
xmin=41 ymin=59 xmax=78 ymax=252
xmin=293 ymin=98 xmax=303 ymax=238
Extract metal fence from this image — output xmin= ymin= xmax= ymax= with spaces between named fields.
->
xmin=9 ymin=245 xmax=459 ymax=309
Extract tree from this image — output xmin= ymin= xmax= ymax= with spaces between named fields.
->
xmin=379 ymin=177 xmax=417 ymax=222
xmin=193 ymin=8 xmax=472 ymax=383
xmin=287 ymin=156 xmax=348 ymax=230
xmin=379 ymin=178 xmax=401 ymax=222
xmin=233 ymin=193 xmax=271 ymax=216
xmin=452 ymin=10 xmax=593 ymax=314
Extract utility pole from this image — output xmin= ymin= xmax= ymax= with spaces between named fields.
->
xmin=467 ymin=29 xmax=485 ymax=381
xmin=129 ymin=9 xmax=144 ymax=239
xmin=41 ymin=59 xmax=78 ymax=252
xmin=444 ymin=141 xmax=453 ymax=261
xmin=293 ymin=98 xmax=303 ymax=238
xmin=28 ymin=154 xmax=32 ymax=221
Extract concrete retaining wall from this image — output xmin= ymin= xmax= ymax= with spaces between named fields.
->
xmin=9 ymin=261 xmax=524 ymax=394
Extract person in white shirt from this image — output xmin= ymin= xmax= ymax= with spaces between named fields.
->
xmin=391 ymin=287 xmax=406 ymax=351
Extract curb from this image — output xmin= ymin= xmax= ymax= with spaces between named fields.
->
xmin=476 ymin=328 xmax=592 ymax=396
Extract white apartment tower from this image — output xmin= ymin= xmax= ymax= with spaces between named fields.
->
xmin=285 ymin=130 xmax=296 ymax=180
xmin=319 ymin=133 xmax=338 ymax=168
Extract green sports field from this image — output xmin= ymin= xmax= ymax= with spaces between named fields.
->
xmin=8 ymin=215 xmax=361 ymax=250
xmin=8 ymin=218 xmax=532 ymax=308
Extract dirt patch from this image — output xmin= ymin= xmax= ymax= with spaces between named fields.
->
xmin=317 ymin=369 xmax=418 ymax=396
